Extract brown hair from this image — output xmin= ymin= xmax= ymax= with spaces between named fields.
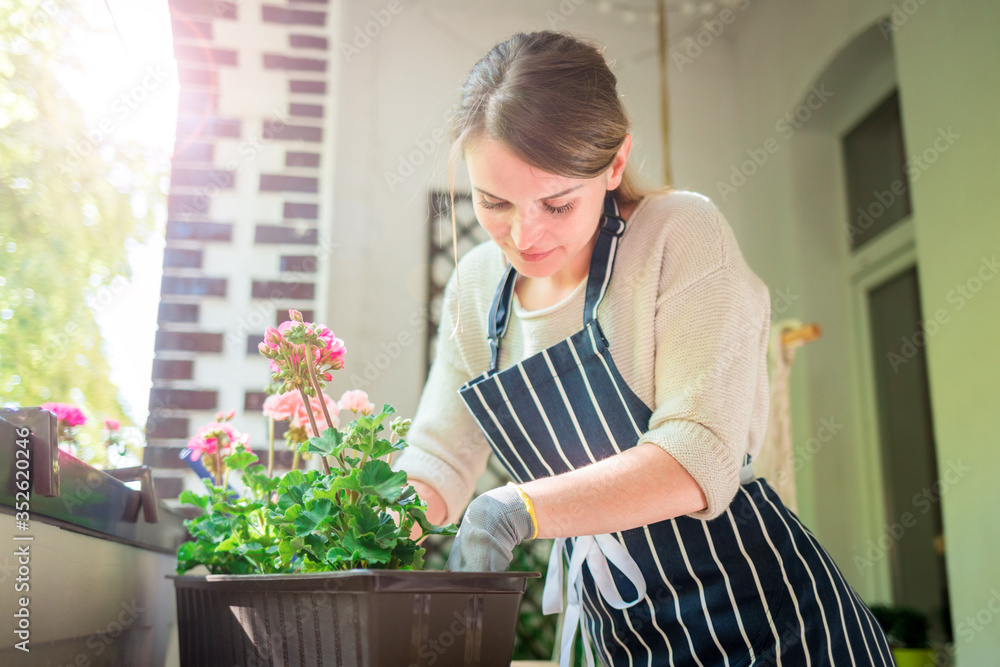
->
xmin=446 ymin=30 xmax=651 ymax=209
xmin=443 ymin=31 xmax=661 ymax=335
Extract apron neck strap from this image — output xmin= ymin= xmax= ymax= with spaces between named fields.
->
xmin=486 ymin=190 xmax=626 ymax=373
xmin=583 ymin=191 xmax=625 ymax=326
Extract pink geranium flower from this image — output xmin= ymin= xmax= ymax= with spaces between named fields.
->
xmin=262 ymin=392 xmax=301 ymax=421
xmin=338 ymin=390 xmax=375 ymax=416
xmin=103 ymin=418 xmax=121 ymax=431
xmin=258 ymin=311 xmax=346 ymax=387
xmin=186 ymin=422 xmax=250 ymax=462
xmin=41 ymin=402 xmax=87 ymax=427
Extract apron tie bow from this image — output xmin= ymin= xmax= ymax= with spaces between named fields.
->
xmin=542 ymin=533 xmax=647 ymax=667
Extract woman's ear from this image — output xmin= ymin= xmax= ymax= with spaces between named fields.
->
xmin=605 ymin=133 xmax=633 ymax=190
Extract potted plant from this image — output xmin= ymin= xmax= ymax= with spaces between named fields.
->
xmin=869 ymin=604 xmax=937 ymax=667
xmin=172 ymin=311 xmax=536 ymax=667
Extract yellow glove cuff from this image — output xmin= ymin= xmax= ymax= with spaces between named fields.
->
xmin=506 ymin=482 xmax=539 ymax=540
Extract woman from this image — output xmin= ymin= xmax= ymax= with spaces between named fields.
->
xmin=393 ymin=31 xmax=892 ymax=666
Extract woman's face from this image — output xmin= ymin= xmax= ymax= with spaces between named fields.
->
xmin=464 ymin=134 xmax=631 ymax=285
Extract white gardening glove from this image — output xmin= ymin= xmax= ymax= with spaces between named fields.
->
xmin=446 ymin=484 xmax=536 ymax=572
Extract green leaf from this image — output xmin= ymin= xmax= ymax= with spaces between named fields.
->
xmin=324 ymin=546 xmax=352 ymax=566
xmin=343 ymin=532 xmax=391 ymax=565
xmin=305 ymin=427 xmax=343 ymax=456
xmin=292 ymin=498 xmax=336 ymax=536
xmin=407 ymin=505 xmax=459 ymax=537
xmin=276 ymin=504 xmax=302 ymax=525
xmin=216 ymin=536 xmax=239 ymax=552
xmin=397 ymin=484 xmax=418 ymax=507
xmin=278 ymin=539 xmax=298 ymax=568
xmin=392 ymin=539 xmax=422 ymax=569
xmin=178 ymin=489 xmax=208 ymax=510
xmin=243 ymin=467 xmax=279 ymax=497
xmin=233 ymin=542 xmax=263 ymax=557
xmin=276 ymin=471 xmax=313 ymax=511
xmin=224 ymin=449 xmax=258 ymax=471
xmin=358 ymin=460 xmax=408 ymax=503
xmin=368 ymin=438 xmax=404 ymax=461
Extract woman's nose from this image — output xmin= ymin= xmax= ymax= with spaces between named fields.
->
xmin=510 ymin=210 xmax=543 ymax=250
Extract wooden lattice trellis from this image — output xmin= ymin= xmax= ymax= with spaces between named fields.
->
xmin=422 ymin=190 xmax=560 ymax=662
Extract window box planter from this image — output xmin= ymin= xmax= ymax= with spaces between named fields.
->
xmin=171 ymin=569 xmax=537 ymax=667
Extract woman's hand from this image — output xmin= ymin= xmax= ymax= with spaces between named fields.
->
xmin=444 ymin=444 xmax=706 ymax=571
xmin=445 ymin=485 xmax=534 ymax=572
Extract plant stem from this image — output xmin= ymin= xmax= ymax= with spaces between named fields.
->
xmin=386 ymin=429 xmax=397 ymax=466
xmin=291 ymin=449 xmax=300 ymax=471
xmin=297 ymin=384 xmax=331 ymax=476
xmin=267 ymin=417 xmax=275 ymax=477
xmin=214 ymin=434 xmax=225 ymax=487
xmin=304 ymin=341 xmax=348 ymax=472
xmin=305 ymin=343 xmax=335 ymax=429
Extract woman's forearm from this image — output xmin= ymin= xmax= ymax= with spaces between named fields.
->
xmin=523 ymin=443 xmax=708 ymax=539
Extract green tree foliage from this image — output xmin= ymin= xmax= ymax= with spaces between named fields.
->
xmin=0 ymin=0 xmax=163 ymax=438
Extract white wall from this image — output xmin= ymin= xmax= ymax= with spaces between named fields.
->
xmin=322 ymin=0 xmax=1000 ymax=660
xmin=325 ymin=0 xmax=665 ymax=418
xmin=676 ymin=0 xmax=1000 ymax=661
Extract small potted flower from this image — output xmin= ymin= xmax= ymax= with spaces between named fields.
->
xmin=171 ymin=311 xmax=536 ymax=667
xmin=869 ymin=604 xmax=938 ymax=667
xmin=40 ymin=401 xmax=87 ymax=455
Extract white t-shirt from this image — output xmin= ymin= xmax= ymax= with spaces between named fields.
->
xmin=393 ymin=190 xmax=772 ymax=524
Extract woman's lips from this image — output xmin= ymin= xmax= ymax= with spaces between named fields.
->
xmin=517 ymin=248 xmax=555 ymax=262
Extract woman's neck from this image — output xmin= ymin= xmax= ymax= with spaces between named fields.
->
xmin=515 ymin=199 xmax=637 ymax=311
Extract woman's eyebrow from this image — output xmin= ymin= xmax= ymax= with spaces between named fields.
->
xmin=473 ymin=184 xmax=585 ymax=201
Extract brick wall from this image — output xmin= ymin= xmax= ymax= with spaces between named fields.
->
xmin=150 ymin=0 xmax=333 ymax=499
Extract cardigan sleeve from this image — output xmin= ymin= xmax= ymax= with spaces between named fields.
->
xmin=637 ymin=205 xmax=771 ymax=521
xmin=391 ymin=272 xmax=493 ymax=526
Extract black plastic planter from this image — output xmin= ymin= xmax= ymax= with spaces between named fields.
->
xmin=171 ymin=570 xmax=538 ymax=667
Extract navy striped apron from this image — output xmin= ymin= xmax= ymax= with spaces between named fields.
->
xmin=458 ymin=192 xmax=893 ymax=666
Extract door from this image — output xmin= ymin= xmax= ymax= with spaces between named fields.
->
xmin=867 ymin=265 xmax=952 ymax=641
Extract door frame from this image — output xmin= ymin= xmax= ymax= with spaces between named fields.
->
xmin=847 ymin=216 xmax=917 ymax=602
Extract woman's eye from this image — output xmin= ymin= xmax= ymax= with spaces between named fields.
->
xmin=477 ymin=198 xmax=574 ymax=215
xmin=479 ymin=198 xmax=507 ymax=210
xmin=544 ymin=201 xmax=574 ymax=215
